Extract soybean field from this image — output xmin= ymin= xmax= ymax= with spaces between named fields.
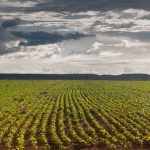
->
xmin=0 ymin=80 xmax=150 ymax=150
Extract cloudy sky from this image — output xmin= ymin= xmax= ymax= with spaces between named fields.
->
xmin=0 ymin=0 xmax=150 ymax=74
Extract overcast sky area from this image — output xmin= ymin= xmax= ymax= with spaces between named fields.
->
xmin=0 ymin=0 xmax=150 ymax=74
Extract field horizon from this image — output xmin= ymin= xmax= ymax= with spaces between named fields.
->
xmin=0 ymin=73 xmax=150 ymax=80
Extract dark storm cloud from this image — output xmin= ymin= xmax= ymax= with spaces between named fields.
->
xmin=0 ymin=27 xmax=18 ymax=54
xmin=0 ymin=28 xmax=15 ymax=41
xmin=0 ymin=18 xmax=23 ymax=54
xmin=26 ymin=0 xmax=150 ymax=12
xmin=3 ymin=0 xmax=149 ymax=13
xmin=0 ymin=0 xmax=150 ymax=12
xmin=11 ymin=31 xmax=91 ymax=46
xmin=2 ymin=18 xmax=21 ymax=29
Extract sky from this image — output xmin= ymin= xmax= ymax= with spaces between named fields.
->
xmin=0 ymin=0 xmax=150 ymax=74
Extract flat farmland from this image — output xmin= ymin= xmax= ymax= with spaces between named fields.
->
xmin=0 ymin=80 xmax=150 ymax=150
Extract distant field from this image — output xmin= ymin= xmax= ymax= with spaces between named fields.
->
xmin=0 ymin=80 xmax=150 ymax=150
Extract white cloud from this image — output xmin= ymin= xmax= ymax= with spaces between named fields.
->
xmin=5 ymin=40 xmax=22 ymax=48
xmin=92 ymin=42 xmax=104 ymax=50
xmin=0 ymin=53 xmax=150 ymax=74
xmin=1 ymin=8 xmax=150 ymax=33
xmin=0 ymin=0 xmax=37 ymax=8
xmin=99 ymin=51 xmax=122 ymax=57
xmin=85 ymin=35 xmax=150 ymax=56
xmin=0 ymin=43 xmax=62 ymax=59
xmin=115 ymin=40 xmax=142 ymax=48
xmin=87 ymin=42 xmax=104 ymax=53
xmin=94 ymin=9 xmax=150 ymax=32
